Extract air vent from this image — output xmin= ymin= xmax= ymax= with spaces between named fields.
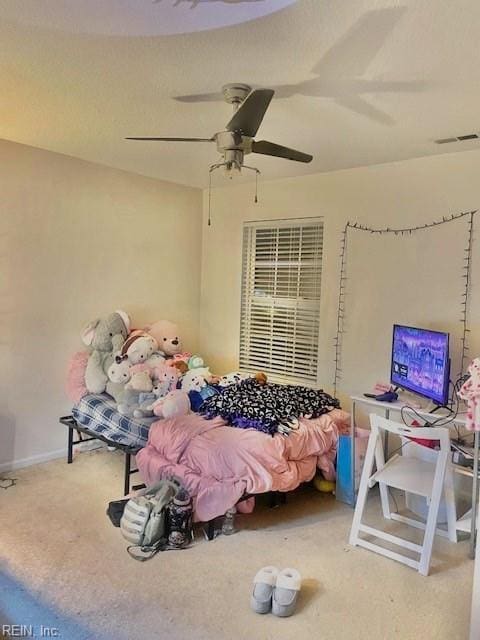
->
xmin=457 ymin=134 xmax=479 ymax=141
xmin=435 ymin=133 xmax=479 ymax=144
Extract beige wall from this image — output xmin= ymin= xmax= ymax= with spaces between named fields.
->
xmin=3 ymin=139 xmax=480 ymax=468
xmin=0 ymin=139 xmax=202 ymax=468
xmin=199 ymin=149 xmax=480 ymax=408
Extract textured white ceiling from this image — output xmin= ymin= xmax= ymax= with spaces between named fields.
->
xmin=2 ymin=0 xmax=480 ymax=188
xmin=0 ymin=0 xmax=299 ymax=36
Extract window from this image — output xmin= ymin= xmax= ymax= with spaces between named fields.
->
xmin=239 ymin=218 xmax=324 ymax=385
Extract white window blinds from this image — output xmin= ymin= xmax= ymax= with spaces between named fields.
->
xmin=239 ymin=218 xmax=324 ymax=385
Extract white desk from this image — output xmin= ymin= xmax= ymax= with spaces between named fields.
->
xmin=350 ymin=394 xmax=480 ymax=558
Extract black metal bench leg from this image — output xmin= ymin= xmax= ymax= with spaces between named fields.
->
xmin=67 ymin=426 xmax=74 ymax=464
xmin=124 ymin=452 xmax=131 ymax=496
xmin=206 ymin=519 xmax=216 ymax=540
xmin=269 ymin=491 xmax=287 ymax=508
xmin=269 ymin=491 xmax=279 ymax=508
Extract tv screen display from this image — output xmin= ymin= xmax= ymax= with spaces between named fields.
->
xmin=390 ymin=325 xmax=450 ymax=405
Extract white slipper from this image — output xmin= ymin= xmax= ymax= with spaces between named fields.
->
xmin=272 ymin=568 xmax=301 ymax=617
xmin=250 ymin=566 xmax=279 ymax=614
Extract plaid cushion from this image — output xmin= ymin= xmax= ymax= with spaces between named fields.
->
xmin=72 ymin=393 xmax=155 ymax=448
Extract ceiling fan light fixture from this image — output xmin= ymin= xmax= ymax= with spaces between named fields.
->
xmin=224 ymin=161 xmax=242 ymax=178
xmin=223 ymin=149 xmax=243 ymax=177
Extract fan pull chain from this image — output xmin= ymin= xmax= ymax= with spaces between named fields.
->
xmin=243 ymin=165 xmax=261 ymax=204
xmin=208 ymin=163 xmax=260 ymax=226
xmin=207 ymin=169 xmax=213 ymax=226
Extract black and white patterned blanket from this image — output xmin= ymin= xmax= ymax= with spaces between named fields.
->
xmin=200 ymin=378 xmax=340 ymax=435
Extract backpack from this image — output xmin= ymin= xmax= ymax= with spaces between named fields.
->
xmin=120 ymin=478 xmax=182 ymax=561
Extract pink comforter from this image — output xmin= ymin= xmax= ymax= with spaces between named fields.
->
xmin=136 ymin=409 xmax=349 ymax=521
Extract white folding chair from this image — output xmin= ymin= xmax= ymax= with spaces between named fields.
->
xmin=349 ymin=414 xmax=457 ymax=576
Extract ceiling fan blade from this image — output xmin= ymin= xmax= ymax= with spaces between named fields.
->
xmin=334 ymin=95 xmax=394 ymax=125
xmin=312 ymin=7 xmax=406 ymax=78
xmin=252 ymin=140 xmax=313 ymax=163
xmin=125 ymin=137 xmax=214 ymax=142
xmin=226 ymin=89 xmax=274 ymax=137
xmin=174 ymin=92 xmax=222 ymax=103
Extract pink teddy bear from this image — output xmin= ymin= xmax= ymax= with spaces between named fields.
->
xmin=151 ymin=363 xmax=179 ymax=397
xmin=458 ymin=358 xmax=480 ymax=431
xmin=152 ymin=390 xmax=191 ymax=419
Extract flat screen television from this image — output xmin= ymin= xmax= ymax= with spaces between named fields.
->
xmin=390 ymin=324 xmax=450 ymax=406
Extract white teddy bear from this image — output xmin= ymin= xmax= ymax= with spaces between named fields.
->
xmin=120 ymin=332 xmax=159 ymax=366
xmin=105 ymin=355 xmax=132 ymax=404
xmin=181 ymin=367 xmax=211 ymax=393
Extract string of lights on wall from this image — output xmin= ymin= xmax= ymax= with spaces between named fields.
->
xmin=332 ymin=210 xmax=477 ymax=398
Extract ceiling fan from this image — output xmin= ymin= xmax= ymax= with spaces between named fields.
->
xmin=126 ymin=83 xmax=313 ymax=176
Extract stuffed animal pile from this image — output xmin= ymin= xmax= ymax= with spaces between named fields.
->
xmin=71 ymin=310 xmax=218 ymax=420
xmin=68 ymin=309 xmax=268 ymax=422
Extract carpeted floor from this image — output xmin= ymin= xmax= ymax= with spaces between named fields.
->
xmin=0 ymin=447 xmax=473 ymax=640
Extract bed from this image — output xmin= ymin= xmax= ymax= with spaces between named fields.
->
xmin=64 ymin=390 xmax=350 ymax=528
xmin=136 ymin=408 xmax=350 ymax=522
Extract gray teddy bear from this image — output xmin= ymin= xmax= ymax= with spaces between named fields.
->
xmin=81 ymin=310 xmax=130 ymax=394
